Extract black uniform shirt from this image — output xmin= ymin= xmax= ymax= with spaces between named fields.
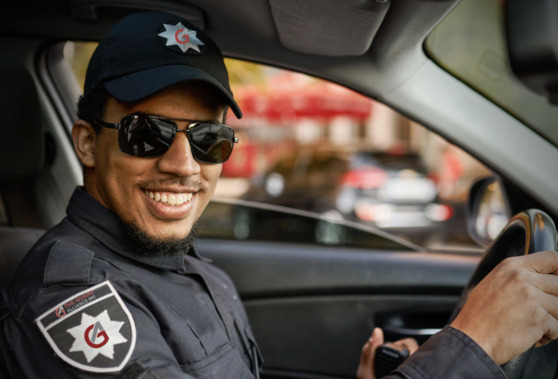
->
xmin=390 ymin=326 xmax=506 ymax=379
xmin=0 ymin=187 xmax=261 ymax=378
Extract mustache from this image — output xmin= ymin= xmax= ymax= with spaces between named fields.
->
xmin=141 ymin=177 xmax=203 ymax=191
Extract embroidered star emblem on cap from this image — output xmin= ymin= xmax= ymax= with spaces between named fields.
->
xmin=158 ymin=22 xmax=204 ymax=53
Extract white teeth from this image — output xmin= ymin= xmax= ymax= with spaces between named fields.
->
xmin=167 ymin=194 xmax=176 ymax=206
xmin=147 ymin=191 xmax=193 ymax=206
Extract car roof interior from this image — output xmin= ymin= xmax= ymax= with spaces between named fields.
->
xmin=0 ymin=0 xmax=456 ymax=98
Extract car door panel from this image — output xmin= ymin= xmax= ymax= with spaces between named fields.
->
xmin=198 ymin=239 xmax=479 ymax=378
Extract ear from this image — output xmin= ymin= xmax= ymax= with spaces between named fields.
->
xmin=72 ymin=120 xmax=96 ymax=167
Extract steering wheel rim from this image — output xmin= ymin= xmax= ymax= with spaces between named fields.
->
xmin=451 ymin=209 xmax=558 ymax=378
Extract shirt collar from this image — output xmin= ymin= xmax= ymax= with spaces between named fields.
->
xmin=66 ymin=187 xmax=203 ymax=272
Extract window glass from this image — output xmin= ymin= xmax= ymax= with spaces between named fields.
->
xmin=64 ymin=43 xmax=493 ymax=253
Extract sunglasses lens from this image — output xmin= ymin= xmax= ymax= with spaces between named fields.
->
xmin=118 ymin=115 xmax=175 ymax=157
xmin=188 ymin=123 xmax=235 ymax=164
xmin=117 ymin=114 xmax=235 ymax=163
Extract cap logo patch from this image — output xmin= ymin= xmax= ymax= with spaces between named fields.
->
xmin=35 ymin=281 xmax=136 ymax=373
xmin=158 ymin=22 xmax=204 ymax=53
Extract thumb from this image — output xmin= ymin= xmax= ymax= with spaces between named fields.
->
xmin=370 ymin=327 xmax=384 ymax=351
xmin=357 ymin=328 xmax=385 ymax=379
xmin=370 ymin=328 xmax=385 ymax=373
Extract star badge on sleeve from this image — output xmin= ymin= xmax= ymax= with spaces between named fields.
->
xmin=35 ymin=281 xmax=137 ymax=374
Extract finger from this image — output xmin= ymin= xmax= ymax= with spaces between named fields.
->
xmin=393 ymin=337 xmax=419 ymax=355
xmin=360 ymin=337 xmax=373 ymax=366
xmin=371 ymin=327 xmax=384 ymax=350
xmin=536 ymin=314 xmax=558 ymax=347
xmin=526 ymin=270 xmax=558 ymax=296
xmin=356 ymin=342 xmax=373 ymax=379
xmin=511 ymin=275 xmax=558 ymax=320
xmin=360 ymin=329 xmax=383 ymax=368
xmin=368 ymin=328 xmax=384 ymax=379
xmin=357 ymin=328 xmax=384 ymax=379
xmin=539 ymin=293 xmax=558 ymax=344
xmin=523 ymin=251 xmax=558 ymax=275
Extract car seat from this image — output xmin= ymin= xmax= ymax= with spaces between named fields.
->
xmin=0 ymin=54 xmax=46 ymax=288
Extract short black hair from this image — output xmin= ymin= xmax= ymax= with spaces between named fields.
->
xmin=76 ymin=84 xmax=109 ymax=134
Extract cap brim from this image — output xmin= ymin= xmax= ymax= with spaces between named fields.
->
xmin=103 ymin=65 xmax=242 ymax=119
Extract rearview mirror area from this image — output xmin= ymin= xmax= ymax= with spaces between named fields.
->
xmin=505 ymin=0 xmax=558 ymax=104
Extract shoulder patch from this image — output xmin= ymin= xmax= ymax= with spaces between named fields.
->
xmin=35 ymin=281 xmax=136 ymax=373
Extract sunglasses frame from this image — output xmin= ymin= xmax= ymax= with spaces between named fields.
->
xmin=94 ymin=113 xmax=238 ymax=164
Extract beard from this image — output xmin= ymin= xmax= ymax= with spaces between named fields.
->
xmin=124 ymin=221 xmax=199 ymax=257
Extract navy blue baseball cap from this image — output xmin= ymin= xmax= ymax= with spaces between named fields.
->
xmin=84 ymin=11 xmax=242 ymax=118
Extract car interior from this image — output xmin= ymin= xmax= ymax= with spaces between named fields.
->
xmin=2 ymin=0 xmax=558 ymax=378
xmin=0 ymin=55 xmax=48 ymax=288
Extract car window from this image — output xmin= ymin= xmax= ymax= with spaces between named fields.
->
xmin=63 ymin=42 xmax=494 ymax=253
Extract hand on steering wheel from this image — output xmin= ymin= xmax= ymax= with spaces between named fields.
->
xmin=450 ymin=209 xmax=558 ymax=378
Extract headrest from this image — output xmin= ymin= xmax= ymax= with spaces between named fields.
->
xmin=0 ymin=55 xmax=43 ymax=181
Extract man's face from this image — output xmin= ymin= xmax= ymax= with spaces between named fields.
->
xmin=84 ymin=83 xmax=226 ymax=244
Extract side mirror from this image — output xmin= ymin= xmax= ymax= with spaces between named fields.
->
xmin=466 ymin=177 xmax=511 ymax=248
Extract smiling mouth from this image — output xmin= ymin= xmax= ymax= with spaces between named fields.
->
xmin=146 ymin=191 xmax=194 ymax=206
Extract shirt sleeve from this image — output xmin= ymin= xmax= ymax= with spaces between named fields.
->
xmin=386 ymin=326 xmax=505 ymax=379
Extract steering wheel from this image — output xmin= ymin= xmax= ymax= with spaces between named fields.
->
xmin=451 ymin=209 xmax=558 ymax=379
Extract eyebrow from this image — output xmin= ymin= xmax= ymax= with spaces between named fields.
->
xmin=140 ymin=112 xmax=223 ymax=124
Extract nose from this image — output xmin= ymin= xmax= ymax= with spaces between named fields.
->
xmin=156 ymin=131 xmax=201 ymax=177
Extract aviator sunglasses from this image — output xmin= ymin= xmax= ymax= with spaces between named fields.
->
xmin=95 ymin=113 xmax=238 ymax=164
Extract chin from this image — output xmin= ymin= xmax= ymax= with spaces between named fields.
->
xmin=125 ymin=220 xmax=199 ymax=255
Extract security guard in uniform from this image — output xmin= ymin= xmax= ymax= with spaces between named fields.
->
xmin=0 ymin=11 xmax=260 ymax=378
xmin=3 ymin=9 xmax=558 ymax=379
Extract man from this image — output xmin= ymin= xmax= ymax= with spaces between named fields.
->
xmin=1 ymin=10 xmax=558 ymax=379
xmin=1 ymin=11 xmax=259 ymax=378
